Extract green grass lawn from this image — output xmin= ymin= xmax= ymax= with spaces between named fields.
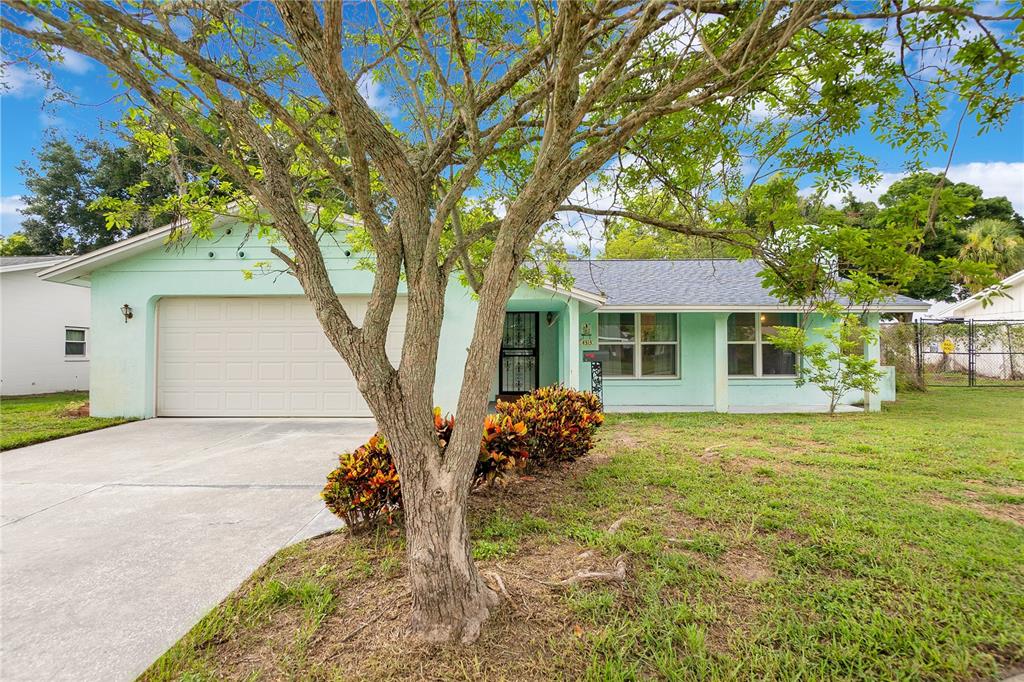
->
xmin=143 ymin=388 xmax=1024 ymax=681
xmin=0 ymin=391 xmax=134 ymax=450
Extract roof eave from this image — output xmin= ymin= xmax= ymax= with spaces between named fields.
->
xmin=938 ymin=268 xmax=1024 ymax=316
xmin=0 ymin=260 xmax=68 ymax=274
xmin=537 ymin=284 xmax=607 ymax=306
xmin=38 ymin=207 xmax=365 ymax=284
xmin=595 ymin=303 xmax=931 ymax=312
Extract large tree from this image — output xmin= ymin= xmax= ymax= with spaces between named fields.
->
xmin=3 ymin=0 xmax=1019 ymax=642
xmin=845 ymin=172 xmax=1024 ymax=299
xmin=14 ymin=134 xmax=188 ymax=254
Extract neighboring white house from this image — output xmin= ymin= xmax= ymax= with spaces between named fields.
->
xmin=935 ymin=268 xmax=1024 ymax=321
xmin=1 ymin=256 xmax=91 ymax=395
xmin=924 ymin=269 xmax=1024 ymax=382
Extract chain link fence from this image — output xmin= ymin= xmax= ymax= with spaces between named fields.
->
xmin=882 ymin=318 xmax=1024 ymax=388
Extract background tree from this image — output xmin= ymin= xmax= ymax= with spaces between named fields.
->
xmin=12 ymin=133 xmax=207 ymax=255
xmin=3 ymin=0 xmax=1019 ymax=643
xmin=866 ymin=172 xmax=1024 ymax=299
xmin=960 ymin=218 xmax=1024 ymax=279
xmin=0 ymin=233 xmax=37 ymax=256
xmin=603 ymin=222 xmax=719 ymax=259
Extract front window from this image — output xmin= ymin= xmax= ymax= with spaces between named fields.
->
xmin=598 ymin=312 xmax=678 ymax=378
xmin=65 ymin=327 xmax=87 ymax=357
xmin=727 ymin=313 xmax=798 ymax=376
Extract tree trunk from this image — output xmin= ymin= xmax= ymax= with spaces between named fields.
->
xmin=362 ymin=268 xmax=501 ymax=644
xmin=400 ymin=451 xmax=498 ymax=643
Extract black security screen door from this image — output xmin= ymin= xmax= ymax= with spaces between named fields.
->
xmin=499 ymin=312 xmax=539 ymax=394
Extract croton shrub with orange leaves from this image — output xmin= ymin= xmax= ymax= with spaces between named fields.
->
xmin=321 ymin=433 xmax=400 ymax=531
xmin=322 ymin=408 xmax=531 ymax=532
xmin=496 ymin=386 xmax=604 ymax=466
xmin=323 ymin=389 xmax=603 ymax=532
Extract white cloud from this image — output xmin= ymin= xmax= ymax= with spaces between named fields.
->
xmin=809 ymin=162 xmax=1024 ymax=215
xmin=0 ymin=63 xmax=45 ymax=98
xmin=0 ymin=195 xmax=27 ymax=235
xmin=54 ymin=48 xmax=91 ymax=75
xmin=356 ymin=74 xmax=395 ymax=116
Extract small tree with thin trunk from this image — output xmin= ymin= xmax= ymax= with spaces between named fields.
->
xmin=768 ymin=307 xmax=886 ymax=416
xmin=3 ymin=0 xmax=1019 ymax=642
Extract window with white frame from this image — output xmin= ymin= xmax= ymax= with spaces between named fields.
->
xmin=597 ymin=312 xmax=678 ymax=378
xmin=65 ymin=327 xmax=87 ymax=357
xmin=727 ymin=312 xmax=798 ymax=376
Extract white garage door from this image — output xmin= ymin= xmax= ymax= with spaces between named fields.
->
xmin=157 ymin=296 xmax=406 ymax=417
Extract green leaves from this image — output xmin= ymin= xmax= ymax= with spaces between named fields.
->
xmin=767 ymin=312 xmax=886 ymax=415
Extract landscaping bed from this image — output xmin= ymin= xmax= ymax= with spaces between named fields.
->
xmin=0 ymin=391 xmax=134 ymax=451
xmin=142 ymin=388 xmax=1024 ymax=681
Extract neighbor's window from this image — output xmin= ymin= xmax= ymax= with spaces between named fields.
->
xmin=598 ymin=312 xmax=678 ymax=378
xmin=65 ymin=328 xmax=87 ymax=357
xmin=727 ymin=313 xmax=798 ymax=376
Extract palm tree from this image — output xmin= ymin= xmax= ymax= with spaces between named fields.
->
xmin=959 ymin=218 xmax=1024 ymax=279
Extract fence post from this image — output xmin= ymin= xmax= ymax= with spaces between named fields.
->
xmin=968 ymin=319 xmax=976 ymax=387
xmin=915 ymin=320 xmax=922 ymax=381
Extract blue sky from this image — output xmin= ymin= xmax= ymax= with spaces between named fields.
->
xmin=2 ymin=36 xmax=1023 ymax=236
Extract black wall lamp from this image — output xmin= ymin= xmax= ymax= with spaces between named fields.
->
xmin=121 ymin=303 xmax=134 ymax=323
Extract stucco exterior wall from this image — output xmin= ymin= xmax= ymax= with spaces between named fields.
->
xmin=77 ymin=222 xmax=891 ymax=416
xmin=578 ymin=312 xmax=882 ymax=411
xmin=86 ymin=224 xmax=477 ymax=417
xmin=1 ymin=268 xmax=91 ymax=395
xmin=577 ymin=311 xmax=716 ymax=408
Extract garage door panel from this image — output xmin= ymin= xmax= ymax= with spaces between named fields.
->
xmin=193 ymin=361 xmax=224 ymax=380
xmin=290 ymin=332 xmax=319 ymax=352
xmin=225 ymin=362 xmax=253 ymax=381
xmin=324 ymin=392 xmax=354 ymax=412
xmin=259 ymin=301 xmax=287 ymax=321
xmin=257 ymin=332 xmax=286 ymax=352
xmin=224 ymin=392 xmax=253 ymax=410
xmin=225 ymin=300 xmax=255 ymax=320
xmin=290 ymin=362 xmax=319 ymax=381
xmin=195 ymin=300 xmax=223 ymax=321
xmin=193 ymin=332 xmax=222 ymax=352
xmin=157 ymin=296 xmax=404 ymax=417
xmin=226 ymin=332 xmax=253 ymax=352
xmin=256 ymin=362 xmax=286 ymax=381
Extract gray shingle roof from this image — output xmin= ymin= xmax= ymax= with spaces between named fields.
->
xmin=564 ymin=259 xmax=927 ymax=308
xmin=0 ymin=255 xmax=68 ymax=268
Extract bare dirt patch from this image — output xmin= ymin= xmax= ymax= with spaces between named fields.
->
xmin=694 ymin=443 xmax=801 ymax=478
xmin=158 ymin=458 xmax=631 ymax=682
xmin=925 ymin=492 xmax=1024 ymax=527
xmin=719 ymin=546 xmax=774 ymax=583
xmin=309 ymin=539 xmax=589 ymax=681
xmin=59 ymin=402 xmax=90 ymax=418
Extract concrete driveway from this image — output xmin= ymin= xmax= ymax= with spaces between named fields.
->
xmin=0 ymin=418 xmax=376 ymax=682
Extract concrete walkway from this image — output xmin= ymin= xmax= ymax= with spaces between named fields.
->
xmin=0 ymin=418 xmax=375 ymax=682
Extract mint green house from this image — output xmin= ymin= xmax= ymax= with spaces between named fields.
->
xmin=40 ymin=219 xmax=927 ymax=418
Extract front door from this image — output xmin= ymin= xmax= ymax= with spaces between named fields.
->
xmin=499 ymin=312 xmax=539 ymax=395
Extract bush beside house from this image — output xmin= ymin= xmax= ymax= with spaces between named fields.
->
xmin=323 ymin=387 xmax=603 ymax=533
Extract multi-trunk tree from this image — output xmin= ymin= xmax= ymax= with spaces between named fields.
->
xmin=2 ymin=0 xmax=1019 ymax=643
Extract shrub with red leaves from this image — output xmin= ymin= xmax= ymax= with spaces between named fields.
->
xmin=476 ymin=414 xmax=529 ymax=486
xmin=496 ymin=386 xmax=604 ymax=467
xmin=322 ymin=408 xmax=529 ymax=532
xmin=321 ymin=434 xmax=400 ymax=532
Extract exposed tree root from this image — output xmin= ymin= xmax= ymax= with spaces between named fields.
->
xmin=497 ymin=554 xmax=628 ymax=589
xmin=484 ymin=571 xmax=513 ymax=603
xmin=607 ymin=517 xmax=626 ymax=534
xmin=554 ymin=555 xmax=627 ymax=587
